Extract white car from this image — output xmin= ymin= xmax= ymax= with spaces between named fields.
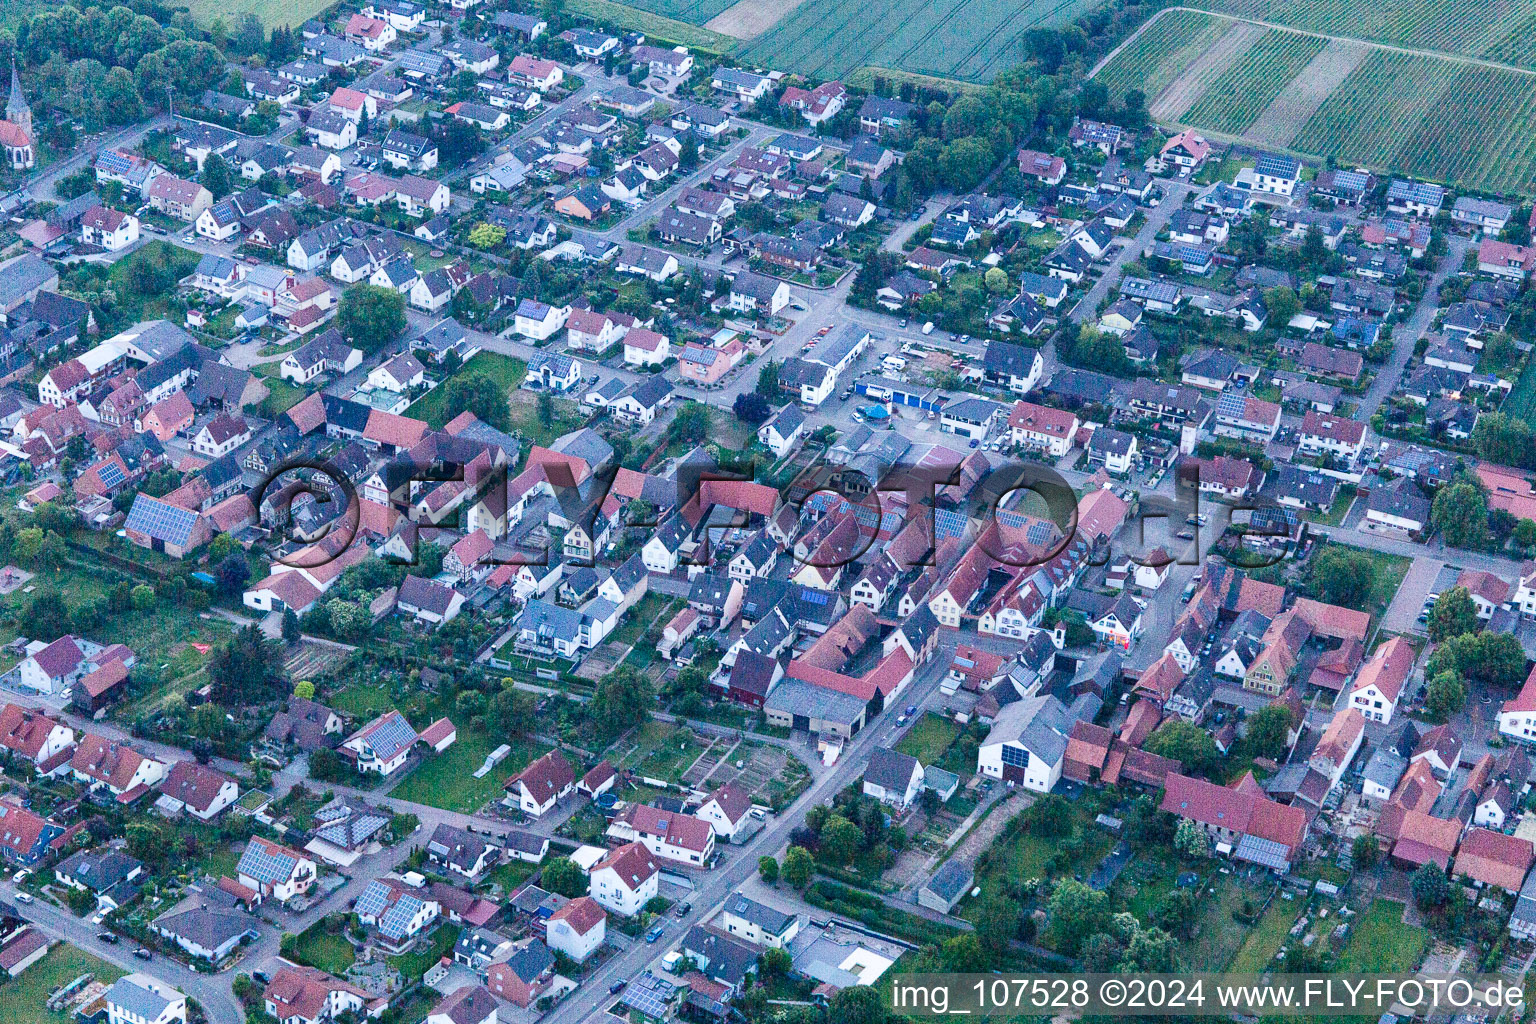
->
xmin=14 ymin=892 xmax=31 ymax=904
xmin=11 ymin=869 xmax=28 ymax=883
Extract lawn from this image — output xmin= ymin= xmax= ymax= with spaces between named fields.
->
xmin=1341 ymin=546 xmax=1412 ymax=624
xmin=390 ymin=731 xmax=548 ymax=814
xmin=964 ymin=802 xmax=1114 ymax=924
xmin=327 ymin=683 xmax=397 ymax=719
xmin=390 ymin=924 xmax=460 ymax=981
xmin=0 ymin=944 xmax=123 ymax=1024
xmin=508 ymin=391 xmax=586 ymax=448
xmin=1332 ymin=899 xmax=1427 ymax=972
xmin=1181 ymin=873 xmax=1264 ymax=971
xmin=608 ymin=593 xmax=678 ymax=648
xmin=183 ymin=0 xmax=332 ymax=27
xmin=1227 ymin=894 xmax=1301 ymax=971
xmin=288 ymin=922 xmax=355 ymax=975
xmin=894 ymin=713 xmax=961 ymax=765
xmin=407 ymin=352 xmax=526 ymax=429
xmin=484 ymin=858 xmax=538 ymax=895
xmin=1506 ymin=353 xmax=1536 ymax=423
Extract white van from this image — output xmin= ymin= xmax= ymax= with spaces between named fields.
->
xmin=921 ymin=321 xmax=935 ymax=335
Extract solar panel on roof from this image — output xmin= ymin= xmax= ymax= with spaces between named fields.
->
xmin=621 ymin=974 xmax=676 ymax=1018
xmin=237 ymin=841 xmax=297 ymax=884
xmin=1234 ymin=834 xmax=1291 ymax=871
xmin=355 ymin=880 xmax=393 ymax=917
xmin=98 ymin=461 xmax=127 ymax=490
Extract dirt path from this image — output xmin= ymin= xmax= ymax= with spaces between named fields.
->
xmin=704 ymin=0 xmax=806 ymax=39
xmin=1243 ymin=37 xmax=1370 ymax=146
xmin=1091 ymin=5 xmax=1536 ymax=81
xmin=1149 ymin=21 xmax=1266 ymax=121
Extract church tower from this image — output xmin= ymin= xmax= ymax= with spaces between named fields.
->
xmin=6 ymin=64 xmax=30 ymax=137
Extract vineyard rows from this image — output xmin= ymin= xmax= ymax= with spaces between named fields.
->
xmin=1094 ymin=9 xmax=1228 ymax=105
xmin=738 ymin=0 xmax=1102 ymax=82
xmin=1188 ymin=0 xmax=1536 ymax=68
xmin=1290 ymin=52 xmax=1458 ymax=167
xmin=1181 ymin=29 xmax=1325 ymax=134
xmin=608 ymin=0 xmax=736 ymax=23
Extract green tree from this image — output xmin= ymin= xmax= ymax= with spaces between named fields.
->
xmin=1428 ymin=586 xmax=1480 ymax=641
xmin=537 ymin=392 xmax=554 ymax=428
xmin=129 ymin=583 xmax=156 ymax=610
xmin=976 ymin=895 xmax=1020 ymax=955
xmin=1243 ymin=704 xmax=1294 ymax=760
xmin=1150 ymin=888 xmax=1198 ymax=937
xmin=821 ymin=815 xmax=863 ymax=865
xmin=1432 ymin=479 xmax=1490 ymax=549
xmin=828 ymin=986 xmax=891 ymax=1024
xmin=1352 ymin=834 xmax=1381 ymax=867
xmin=1515 ymin=518 xmax=1536 ymax=550
xmin=126 ymin=821 xmax=165 ymax=862
xmin=541 ymin=857 xmax=586 ymax=897
xmin=440 ymin=371 xmax=511 ymax=431
xmin=294 ymin=680 xmax=316 ymax=700
xmin=782 ymin=846 xmax=814 ymax=889
xmin=1472 ymin=411 xmax=1535 ymax=468
xmin=1411 ymin=863 xmax=1451 ymax=909
xmin=208 ymin=624 xmax=284 ymax=706
xmin=1046 ymin=879 xmax=1108 ymax=955
xmin=1173 ymin=817 xmax=1210 ymax=859
xmin=1263 ymin=286 xmax=1301 ymax=327
xmin=1025 ymin=793 xmax=1073 ymax=837
xmin=467 ymin=223 xmax=506 ymax=249
xmin=1425 ymin=670 xmax=1467 ymax=718
xmin=983 ymin=267 xmax=1010 ymax=293
xmin=756 ymin=359 xmax=782 ymax=401
xmin=761 ymin=946 xmax=792 ymax=977
xmin=590 ymin=665 xmax=651 ymax=740
xmin=1145 ymin=720 xmax=1220 ymax=776
xmin=1305 ymin=546 xmax=1374 ymax=609
xmin=201 ymin=152 xmax=233 ymax=198
xmin=337 ymin=284 xmax=407 ymax=354
xmin=758 ymin=856 xmax=779 ymax=884
xmin=941 ymin=933 xmax=988 ymax=972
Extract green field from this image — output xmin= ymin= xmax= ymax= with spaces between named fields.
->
xmin=1332 ymin=900 xmax=1427 ymax=972
xmin=739 ymin=0 xmax=1106 ymax=84
xmin=183 ymin=0 xmax=331 ymax=28
xmin=1188 ymin=0 xmax=1536 ymax=67
xmin=390 ymin=731 xmax=548 ymax=814
xmin=895 ymin=713 xmax=961 ymax=765
xmin=568 ymin=0 xmax=736 ymax=51
xmin=0 ymin=944 xmax=124 ymax=1024
xmin=1181 ymin=30 xmax=1326 ymax=133
xmin=408 ymin=352 xmax=526 ymax=428
xmin=1093 ymin=9 xmax=1229 ymax=107
xmin=1506 ymin=354 xmax=1536 ymax=422
xmin=288 ymin=922 xmax=356 ymax=975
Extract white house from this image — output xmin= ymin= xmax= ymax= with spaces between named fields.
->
xmin=622 ymin=327 xmax=669 ymax=367
xmin=589 ymin=841 xmax=658 ymax=917
xmin=694 ymin=783 xmax=755 ymax=843
xmin=107 ymin=974 xmax=187 ymax=1024
xmin=862 ymin=748 xmax=924 ymax=807
xmin=976 ymin=695 xmax=1072 ymax=793
xmin=80 ymin=207 xmax=140 ymax=252
xmin=339 ymin=710 xmax=418 ymax=776
xmin=1347 ymin=636 xmax=1414 ymax=725
xmin=506 ymin=750 xmax=574 ymax=817
xmin=545 ymin=896 xmax=605 ymax=962
xmin=513 ymin=299 xmax=571 ymax=341
xmin=236 ymin=837 xmax=316 ymax=904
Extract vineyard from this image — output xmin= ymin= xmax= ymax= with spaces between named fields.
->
xmin=1180 ymin=30 xmax=1325 ymax=134
xmin=603 ymin=0 xmax=737 ymax=26
xmin=738 ymin=0 xmax=1105 ymax=82
xmin=1093 ymin=8 xmax=1227 ymax=106
xmin=1289 ymin=52 xmax=1458 ymax=167
xmin=1092 ymin=7 xmax=1536 ymax=195
xmin=1187 ymin=0 xmax=1536 ymax=68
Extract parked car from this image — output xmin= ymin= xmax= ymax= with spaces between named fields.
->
xmin=610 ymin=980 xmax=628 ymax=994
xmin=13 ymin=893 xmax=31 ymax=904
xmin=675 ymin=902 xmax=692 ymax=918
xmin=133 ymin=948 xmax=153 ymax=961
xmin=645 ymin=924 xmax=665 ymax=943
xmin=97 ymin=932 xmax=118 ymax=944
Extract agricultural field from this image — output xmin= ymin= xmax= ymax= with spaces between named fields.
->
xmin=1180 ymin=30 xmax=1326 ymax=134
xmin=1095 ymin=13 xmax=1536 ymax=194
xmin=602 ymin=0 xmax=738 ymax=27
xmin=183 ymin=0 xmax=329 ymax=28
xmin=1093 ymin=9 xmax=1229 ymax=108
xmin=1187 ymin=0 xmax=1536 ymax=68
xmin=568 ymin=0 xmax=737 ymax=50
xmin=738 ymin=0 xmax=1106 ymax=84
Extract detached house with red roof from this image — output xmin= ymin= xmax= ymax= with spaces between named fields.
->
xmin=0 ymin=704 xmax=74 ymax=767
xmin=590 ymin=841 xmax=658 ymax=916
xmin=1454 ymin=828 xmax=1535 ymax=893
xmin=545 ymin=895 xmax=605 ymax=962
xmin=1498 ymin=663 xmax=1536 ymax=742
xmin=695 ymin=782 xmax=756 ymax=843
xmin=1016 ymin=149 xmax=1065 ymax=185
xmin=239 ymin=836 xmax=317 ymax=905
xmin=608 ymin=803 xmax=716 ymax=866
xmin=1157 ymin=129 xmax=1210 ymax=172
xmin=1348 ymin=636 xmax=1415 ymax=724
xmin=69 ymin=734 xmax=167 ymax=802
xmin=264 ymin=964 xmax=371 ymax=1024
xmin=0 ymin=802 xmax=63 ymax=867
xmin=157 ymin=761 xmax=240 ymax=820
xmin=505 ymin=750 xmax=574 ymax=817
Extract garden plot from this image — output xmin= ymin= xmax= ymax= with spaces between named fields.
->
xmin=284 ymin=642 xmax=348 ymax=681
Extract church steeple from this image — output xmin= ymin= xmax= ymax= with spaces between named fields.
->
xmin=6 ymin=64 xmax=29 ymax=135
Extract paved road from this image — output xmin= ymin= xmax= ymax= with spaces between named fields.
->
xmin=1358 ymin=233 xmax=1472 ymax=426
xmin=540 ymin=651 xmax=954 ymax=1024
